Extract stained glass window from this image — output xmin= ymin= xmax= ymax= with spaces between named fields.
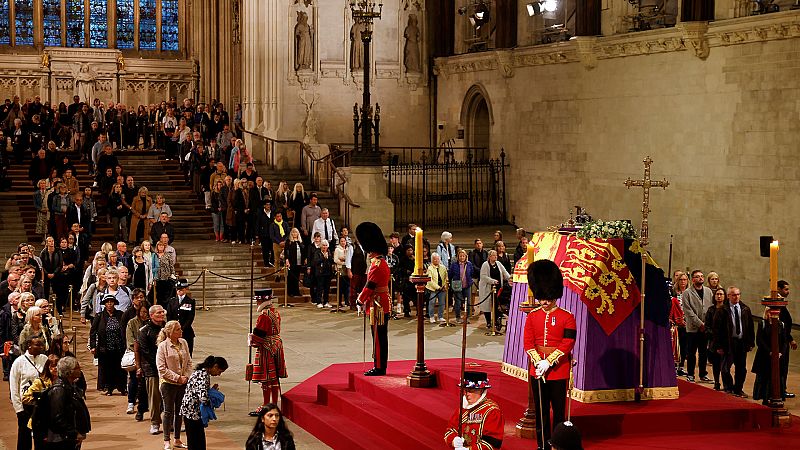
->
xmin=116 ymin=0 xmax=134 ymax=49
xmin=42 ymin=0 xmax=61 ymax=47
xmin=1 ymin=0 xmax=182 ymax=50
xmin=139 ymin=0 xmax=157 ymax=50
xmin=161 ymin=0 xmax=179 ymax=51
xmin=13 ymin=0 xmax=34 ymax=46
xmin=89 ymin=0 xmax=108 ymax=47
xmin=0 ymin=1 xmax=10 ymax=45
xmin=66 ymin=0 xmax=85 ymax=47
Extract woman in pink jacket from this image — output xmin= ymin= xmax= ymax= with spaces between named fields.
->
xmin=156 ymin=320 xmax=192 ymax=450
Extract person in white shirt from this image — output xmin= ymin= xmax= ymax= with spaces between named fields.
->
xmin=10 ymin=336 xmax=48 ymax=450
xmin=333 ymin=237 xmax=350 ymax=307
xmin=311 ymin=208 xmax=338 ymax=244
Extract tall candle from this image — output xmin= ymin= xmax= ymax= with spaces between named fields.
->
xmin=525 ymin=242 xmax=536 ymax=267
xmin=414 ymin=227 xmax=423 ymax=275
xmin=770 ymin=240 xmax=779 ymax=294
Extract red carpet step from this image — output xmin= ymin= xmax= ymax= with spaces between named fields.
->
xmin=283 ymin=358 xmax=800 ymax=450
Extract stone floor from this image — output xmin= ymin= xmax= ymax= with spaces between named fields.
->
xmin=1 ymin=301 xmax=799 ymax=449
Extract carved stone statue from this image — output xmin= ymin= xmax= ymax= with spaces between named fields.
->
xmin=117 ymin=54 xmax=125 ymax=71
xmin=294 ymin=11 xmax=313 ymax=71
xmin=40 ymin=53 xmax=50 ymax=69
xmin=74 ymin=63 xmax=97 ymax=104
xmin=403 ymin=14 xmax=421 ymax=73
xmin=350 ymin=22 xmax=365 ymax=71
xmin=299 ymin=91 xmax=319 ymax=144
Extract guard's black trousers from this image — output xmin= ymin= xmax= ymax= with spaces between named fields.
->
xmin=371 ymin=313 xmax=389 ymax=370
xmin=532 ymin=377 xmax=567 ymax=450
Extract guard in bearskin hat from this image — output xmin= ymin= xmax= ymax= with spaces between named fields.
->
xmin=523 ymin=259 xmax=577 ymax=450
xmin=355 ymin=222 xmax=391 ymax=376
xmin=443 ymin=371 xmax=504 ymax=449
xmin=549 ymin=421 xmax=583 ymax=450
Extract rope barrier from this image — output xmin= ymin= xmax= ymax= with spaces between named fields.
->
xmin=204 ymin=266 xmax=282 ymax=282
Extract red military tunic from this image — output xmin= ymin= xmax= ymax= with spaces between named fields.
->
xmin=358 ymin=255 xmax=391 ymax=324
xmin=523 ymin=306 xmax=577 ymax=380
xmin=443 ymin=397 xmax=503 ymax=450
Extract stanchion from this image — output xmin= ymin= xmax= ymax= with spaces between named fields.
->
xmin=390 ymin=275 xmax=401 ymax=320
xmin=282 ymin=265 xmax=293 ymax=308
xmin=153 ymin=282 xmax=158 ymax=305
xmin=71 ymin=326 xmax=77 ymax=355
xmin=439 ymin=288 xmax=455 ymax=327
xmin=50 ymin=293 xmax=59 ymax=321
xmin=202 ymin=268 xmax=209 ymax=311
xmin=485 ymin=284 xmax=503 ymax=336
xmin=68 ymin=285 xmax=74 ymax=329
xmin=331 ymin=266 xmax=346 ymax=314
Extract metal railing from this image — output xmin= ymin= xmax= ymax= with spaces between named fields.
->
xmin=242 ymin=130 xmax=360 ymax=228
xmin=330 ymin=143 xmax=491 ymax=165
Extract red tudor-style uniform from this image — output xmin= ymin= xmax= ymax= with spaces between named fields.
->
xmin=358 ymin=255 xmax=391 ymax=370
xmin=443 ymin=398 xmax=504 ymax=450
xmin=523 ymin=306 xmax=577 ymax=380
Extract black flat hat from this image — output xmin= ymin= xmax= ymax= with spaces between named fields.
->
xmin=355 ymin=222 xmax=387 ymax=256
xmin=458 ymin=371 xmax=491 ymax=389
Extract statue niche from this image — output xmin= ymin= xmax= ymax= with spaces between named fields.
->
xmin=74 ymin=63 xmax=97 ymax=104
xmin=403 ymin=14 xmax=421 ymax=73
xmin=294 ymin=11 xmax=313 ymax=71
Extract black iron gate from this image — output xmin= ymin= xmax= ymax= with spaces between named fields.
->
xmin=386 ymin=149 xmax=507 ymax=229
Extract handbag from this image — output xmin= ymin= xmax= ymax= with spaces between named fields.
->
xmin=120 ymin=349 xmax=137 ymax=372
xmin=451 ymin=279 xmax=463 ymax=292
xmin=302 ymin=271 xmax=314 ymax=288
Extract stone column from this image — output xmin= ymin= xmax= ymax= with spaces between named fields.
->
xmin=341 ymin=166 xmax=395 ymax=238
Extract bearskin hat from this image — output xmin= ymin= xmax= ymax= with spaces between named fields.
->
xmin=355 ymin=222 xmax=387 ymax=256
xmin=527 ymin=259 xmax=564 ymax=301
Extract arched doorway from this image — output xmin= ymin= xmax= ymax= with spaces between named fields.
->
xmin=461 ymin=85 xmax=493 ymax=161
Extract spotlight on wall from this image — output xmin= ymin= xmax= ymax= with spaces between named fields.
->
xmin=468 ymin=2 xmax=491 ymax=30
xmin=527 ymin=0 xmax=558 ymax=16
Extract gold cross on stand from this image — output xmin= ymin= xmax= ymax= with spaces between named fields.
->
xmin=623 ymin=155 xmax=669 ymax=401
xmin=623 ymin=156 xmax=669 ymax=247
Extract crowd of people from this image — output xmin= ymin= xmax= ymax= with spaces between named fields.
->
xmin=670 ymin=270 xmax=796 ymax=404
xmin=1 ymin=236 xmax=298 ymax=449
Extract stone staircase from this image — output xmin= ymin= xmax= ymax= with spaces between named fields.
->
xmin=1 ymin=145 xmax=346 ymax=307
xmin=0 ymin=197 xmax=30 ymax=258
xmin=5 ymin=149 xmax=214 ymax=250
xmin=173 ymin=241 xmax=319 ymax=307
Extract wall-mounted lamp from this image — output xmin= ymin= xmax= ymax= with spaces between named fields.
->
xmin=527 ymin=0 xmax=558 ymax=16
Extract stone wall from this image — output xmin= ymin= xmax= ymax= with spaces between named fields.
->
xmin=0 ymin=48 xmax=195 ymax=109
xmin=434 ymin=11 xmax=800 ymax=317
xmin=241 ymin=0 xmax=430 ymax=148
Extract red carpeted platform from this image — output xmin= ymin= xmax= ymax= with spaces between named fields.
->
xmin=283 ymin=358 xmax=800 ymax=449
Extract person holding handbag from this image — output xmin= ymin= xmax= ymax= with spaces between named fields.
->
xmin=90 ymin=294 xmax=127 ymax=396
xmin=9 ymin=336 xmax=47 ymax=450
xmin=448 ymin=250 xmax=474 ymax=324
xmin=425 ymin=253 xmax=449 ymax=324
xmin=125 ymin=301 xmax=150 ymax=419
xmin=156 ymin=320 xmax=192 ymax=450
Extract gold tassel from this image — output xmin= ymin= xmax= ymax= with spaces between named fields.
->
xmin=369 ymin=297 xmax=385 ymax=326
